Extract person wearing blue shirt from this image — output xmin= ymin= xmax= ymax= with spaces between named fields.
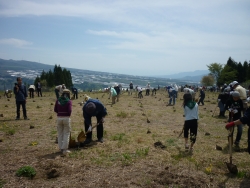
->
xmin=13 ymin=77 xmax=29 ymax=120
xmin=80 ymin=99 xmax=107 ymax=146
xmin=71 ymin=87 xmax=78 ymax=99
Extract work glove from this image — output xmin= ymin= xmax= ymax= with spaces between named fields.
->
xmin=87 ymin=125 xmax=92 ymax=132
xmin=225 ymin=122 xmax=235 ymax=129
xmin=233 ymin=109 xmax=238 ymax=114
xmin=100 ymin=117 xmax=105 ymax=124
xmin=247 ymin=97 xmax=250 ymax=102
xmin=217 ymin=99 xmax=221 ymax=102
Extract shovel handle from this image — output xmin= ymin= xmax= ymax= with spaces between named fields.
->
xmin=85 ymin=122 xmax=100 ymax=135
xmin=228 ymin=127 xmax=234 ymax=164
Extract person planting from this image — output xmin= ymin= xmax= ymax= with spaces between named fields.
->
xmin=225 ymin=91 xmax=243 ymax=146
xmin=225 ymin=112 xmax=250 ymax=154
xmin=80 ymin=99 xmax=107 ymax=146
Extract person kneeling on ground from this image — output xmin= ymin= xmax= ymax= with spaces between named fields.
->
xmin=183 ymin=93 xmax=199 ymax=152
xmin=80 ymin=99 xmax=107 ymax=146
xmin=54 ymin=89 xmax=72 ymax=156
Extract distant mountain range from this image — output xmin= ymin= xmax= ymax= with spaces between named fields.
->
xmin=157 ymin=70 xmax=209 ymax=82
xmin=0 ymin=58 xmax=206 ymax=90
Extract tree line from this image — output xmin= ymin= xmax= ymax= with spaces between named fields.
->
xmin=202 ymin=57 xmax=250 ymax=87
xmin=34 ymin=65 xmax=73 ymax=88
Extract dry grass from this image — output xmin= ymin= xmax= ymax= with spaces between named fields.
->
xmin=0 ymin=90 xmax=250 ymax=187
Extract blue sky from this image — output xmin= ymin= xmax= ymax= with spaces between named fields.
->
xmin=0 ymin=0 xmax=249 ymax=76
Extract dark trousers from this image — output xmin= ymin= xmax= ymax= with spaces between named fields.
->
xmin=16 ymin=100 xmax=27 ymax=118
xmin=146 ymin=89 xmax=150 ymax=96
xmin=138 ymin=91 xmax=143 ymax=98
xmin=248 ymin=127 xmax=250 ymax=154
xmin=84 ymin=116 xmax=103 ymax=140
xmin=198 ymin=97 xmax=205 ymax=105
xmin=73 ymin=92 xmax=78 ymax=99
xmin=55 ymin=89 xmax=59 ymax=99
xmin=184 ymin=119 xmax=198 ymax=143
xmin=151 ymin=89 xmax=156 ymax=95
xmin=37 ymin=88 xmax=42 ymax=97
xmin=29 ymin=88 xmax=34 ymax=98
xmin=232 ymin=124 xmax=243 ymax=143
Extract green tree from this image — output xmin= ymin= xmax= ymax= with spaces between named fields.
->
xmin=217 ymin=65 xmax=237 ymax=86
xmin=47 ymin=70 xmax=54 ymax=87
xmin=227 ymin=57 xmax=238 ymax=69
xmin=34 ymin=65 xmax=73 ymax=88
xmin=53 ymin=65 xmax=64 ymax=86
xmin=245 ymin=61 xmax=250 ymax=80
xmin=201 ymin=75 xmax=215 ymax=86
xmin=237 ymin=62 xmax=245 ymax=83
xmin=207 ymin=63 xmax=223 ymax=85
xmin=40 ymin=70 xmax=47 ymax=81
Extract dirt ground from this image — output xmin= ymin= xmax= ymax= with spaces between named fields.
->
xmin=0 ymin=89 xmax=250 ymax=188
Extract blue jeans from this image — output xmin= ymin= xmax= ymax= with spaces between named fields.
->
xmin=169 ymin=91 xmax=176 ymax=105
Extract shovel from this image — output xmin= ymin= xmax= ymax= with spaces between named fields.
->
xmin=84 ymin=122 xmax=100 ymax=136
xmin=76 ymin=122 xmax=100 ymax=143
xmin=178 ymin=124 xmax=185 ymax=138
xmin=225 ymin=127 xmax=238 ymax=174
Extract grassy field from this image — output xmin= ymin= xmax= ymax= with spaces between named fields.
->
xmin=0 ymin=90 xmax=250 ymax=187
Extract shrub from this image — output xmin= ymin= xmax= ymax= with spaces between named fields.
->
xmin=116 ymin=111 xmax=128 ymax=118
xmin=0 ymin=179 xmax=6 ymax=188
xmin=111 ymin=133 xmax=125 ymax=141
xmin=7 ymin=129 xmax=16 ymax=135
xmin=16 ymin=166 xmax=36 ymax=178
xmin=136 ymin=147 xmax=149 ymax=157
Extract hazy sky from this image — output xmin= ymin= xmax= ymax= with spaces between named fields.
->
xmin=0 ymin=0 xmax=249 ymax=76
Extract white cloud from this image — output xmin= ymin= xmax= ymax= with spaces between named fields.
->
xmin=0 ymin=38 xmax=33 ymax=48
xmin=0 ymin=0 xmax=249 ymax=31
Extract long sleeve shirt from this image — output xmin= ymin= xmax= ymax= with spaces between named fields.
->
xmin=225 ymin=99 xmax=243 ymax=120
xmin=54 ymin=99 xmax=72 ymax=117
xmin=14 ymin=84 xmax=28 ymax=101
xmin=83 ymin=99 xmax=107 ymax=126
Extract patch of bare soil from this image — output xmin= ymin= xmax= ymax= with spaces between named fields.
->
xmin=0 ymin=90 xmax=250 ymax=188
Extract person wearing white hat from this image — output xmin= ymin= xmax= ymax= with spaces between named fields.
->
xmin=108 ymin=86 xmax=117 ymax=104
xmin=167 ymin=87 xmax=176 ymax=106
xmin=28 ymin=85 xmax=35 ymax=98
xmin=231 ymin=81 xmax=247 ymax=113
xmin=55 ymin=84 xmax=66 ymax=99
